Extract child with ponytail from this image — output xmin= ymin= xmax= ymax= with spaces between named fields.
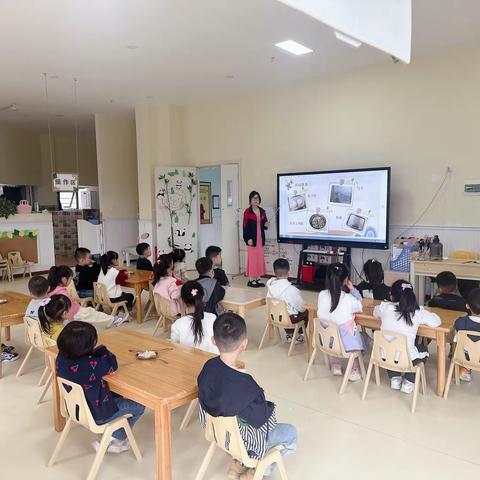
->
xmin=48 ymin=265 xmax=125 ymax=328
xmin=374 ymin=280 xmax=440 ymax=393
xmin=170 ymin=281 xmax=219 ymax=354
xmin=317 ymin=263 xmax=365 ymax=381
xmin=38 ymin=294 xmax=71 ymax=341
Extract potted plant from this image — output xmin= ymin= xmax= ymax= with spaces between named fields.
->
xmin=0 ymin=197 xmax=16 ymax=219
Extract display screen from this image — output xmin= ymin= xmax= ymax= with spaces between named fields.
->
xmin=277 ymin=167 xmax=390 ymax=249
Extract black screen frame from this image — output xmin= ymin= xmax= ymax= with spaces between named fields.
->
xmin=276 ymin=167 xmax=391 ymax=250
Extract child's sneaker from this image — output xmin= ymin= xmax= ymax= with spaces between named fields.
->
xmin=400 ymin=379 xmax=415 ymax=394
xmin=459 ymin=367 xmax=472 ymax=382
xmin=349 ymin=369 xmax=361 ymax=382
xmin=332 ymin=363 xmax=343 ymax=376
xmin=92 ymin=438 xmax=131 ymax=454
xmin=1 ymin=352 xmax=19 ymax=362
xmin=1 ymin=343 xmax=15 ymax=353
xmin=295 ymin=334 xmax=305 ymax=344
xmin=285 ymin=334 xmax=293 ymax=344
xmin=112 ymin=313 xmax=129 ymax=327
xmin=390 ymin=376 xmax=402 ymax=390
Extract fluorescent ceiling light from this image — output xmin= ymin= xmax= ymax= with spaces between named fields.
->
xmin=275 ymin=40 xmax=313 ymax=55
xmin=334 ymin=31 xmax=362 ymax=48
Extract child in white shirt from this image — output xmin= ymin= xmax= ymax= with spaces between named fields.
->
xmin=266 ymin=258 xmax=308 ymax=344
xmin=317 ymin=263 xmax=364 ymax=381
xmin=171 ymin=281 xmax=219 ymax=354
xmin=374 ymin=280 xmax=441 ymax=394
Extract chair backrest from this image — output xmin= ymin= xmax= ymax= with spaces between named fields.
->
xmin=454 ymin=331 xmax=480 ymax=370
xmin=371 ymin=330 xmax=413 ymax=372
xmin=66 ymin=281 xmax=81 ymax=303
xmin=450 ymin=250 xmax=479 ymax=260
xmin=56 ymin=376 xmax=103 ymax=433
xmin=153 ymin=293 xmax=176 ymax=318
xmin=93 ymin=282 xmax=112 ymax=308
xmin=24 ymin=315 xmax=50 ymax=350
xmin=205 ymin=414 xmax=256 ymax=468
xmin=7 ymin=251 xmax=24 ymax=266
xmin=266 ymin=298 xmax=295 ymax=328
xmin=313 ymin=318 xmax=347 ymax=357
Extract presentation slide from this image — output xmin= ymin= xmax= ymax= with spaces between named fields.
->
xmin=277 ymin=168 xmax=390 ymax=249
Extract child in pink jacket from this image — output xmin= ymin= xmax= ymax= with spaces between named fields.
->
xmin=153 ymin=254 xmax=182 ymax=315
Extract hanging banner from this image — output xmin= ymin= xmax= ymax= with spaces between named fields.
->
xmin=52 ymin=173 xmax=79 ymax=192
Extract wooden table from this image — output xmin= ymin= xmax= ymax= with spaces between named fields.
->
xmin=306 ymin=299 xmax=462 ymax=396
xmin=411 ymin=258 xmax=480 ymax=305
xmin=124 ymin=269 xmax=153 ymax=324
xmin=0 ymin=291 xmax=30 ymax=378
xmin=221 ymin=286 xmax=267 ymax=318
xmin=47 ymin=329 xmax=213 ymax=480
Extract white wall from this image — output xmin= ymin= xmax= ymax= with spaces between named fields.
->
xmin=199 ymin=166 xmax=222 ymax=256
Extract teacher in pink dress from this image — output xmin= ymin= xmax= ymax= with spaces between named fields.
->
xmin=243 ymin=191 xmax=269 ymax=288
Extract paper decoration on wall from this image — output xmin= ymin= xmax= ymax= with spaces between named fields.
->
xmin=276 ymin=0 xmax=412 ymax=63
xmin=155 ymin=167 xmax=199 ymax=270
xmin=0 ymin=229 xmax=38 ymax=239
xmin=52 ymin=173 xmax=79 ymax=192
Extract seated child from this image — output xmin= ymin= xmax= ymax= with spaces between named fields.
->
xmin=206 ymin=245 xmax=230 ymax=287
xmin=172 ymin=248 xmax=188 ymax=282
xmin=374 ymin=280 xmax=441 ymax=393
xmin=39 ymin=294 xmax=71 ymax=341
xmin=49 ymin=265 xmax=124 ymax=327
xmin=98 ymin=251 xmax=134 ymax=310
xmin=266 ymin=258 xmax=308 ymax=344
xmin=171 ymin=281 xmax=219 ymax=354
xmin=453 ymin=288 xmax=480 ymax=382
xmin=135 ymin=242 xmax=153 ymax=271
xmin=26 ymin=275 xmax=50 ymax=320
xmin=195 ymin=257 xmax=225 ymax=316
xmin=356 ymin=259 xmax=390 ymax=301
xmin=56 ymin=321 xmax=145 ymax=453
xmin=153 ymin=254 xmax=182 ymax=315
xmin=317 ymin=263 xmax=365 ymax=381
xmin=429 ymin=271 xmax=468 ymax=312
xmin=198 ymin=313 xmax=297 ymax=478
xmin=75 ymin=247 xmax=101 ymax=298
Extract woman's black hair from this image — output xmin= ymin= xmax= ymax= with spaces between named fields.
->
xmin=248 ymin=190 xmax=261 ymax=204
xmin=391 ymin=279 xmax=419 ymax=327
xmin=38 ymin=294 xmax=71 ymax=335
xmin=181 ymin=281 xmax=205 ymax=345
xmin=57 ymin=321 xmax=98 ymax=359
xmin=325 ymin=263 xmax=349 ymax=313
xmin=172 ymin=248 xmax=186 ymax=263
xmin=363 ymin=259 xmax=384 ymax=287
xmin=47 ymin=265 xmax=74 ymax=292
xmin=100 ymin=250 xmax=119 ymax=275
xmin=153 ymin=254 xmax=173 ymax=285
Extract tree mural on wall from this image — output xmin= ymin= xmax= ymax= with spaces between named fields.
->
xmin=157 ymin=169 xmax=197 ymax=251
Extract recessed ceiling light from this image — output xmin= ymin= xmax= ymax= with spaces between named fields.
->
xmin=126 ymin=45 xmax=139 ymax=50
xmin=334 ymin=31 xmax=362 ymax=48
xmin=275 ymin=40 xmax=312 ymax=56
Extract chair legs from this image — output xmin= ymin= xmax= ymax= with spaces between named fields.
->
xmin=123 ymin=422 xmax=143 ymax=462
xmin=153 ymin=315 xmax=164 ymax=336
xmin=86 ymin=429 xmax=112 ymax=480
xmin=411 ymin=367 xmax=421 ymax=413
xmin=287 ymin=325 xmax=301 ymax=357
xmin=194 ymin=442 xmax=216 ymax=480
xmin=374 ymin=365 xmax=381 ymax=386
xmin=303 ymin=348 xmax=317 ymax=381
xmin=48 ymin=418 xmax=73 ymax=467
xmin=258 ymin=323 xmax=270 ymax=351
xmin=16 ymin=345 xmax=34 ymax=377
xmin=180 ymin=399 xmax=198 ymax=431
xmin=38 ymin=372 xmax=52 ymax=404
xmin=444 ymin=359 xmax=456 ymax=399
xmin=361 ymin=360 xmax=374 ymax=400
xmin=38 ymin=365 xmax=50 ymax=386
xmin=276 ymin=457 xmax=289 ymax=480
xmin=420 ymin=365 xmax=427 ymax=395
xmin=339 ymin=354 xmax=355 ymax=394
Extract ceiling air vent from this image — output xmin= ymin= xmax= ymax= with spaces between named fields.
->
xmin=464 ymin=182 xmax=480 ymax=195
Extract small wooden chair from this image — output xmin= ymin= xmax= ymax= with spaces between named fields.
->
xmin=152 ymin=293 xmax=178 ymax=336
xmin=0 ymin=253 xmax=12 ymax=281
xmin=258 ymin=298 xmax=306 ymax=357
xmin=67 ymin=281 xmax=95 ymax=308
xmin=362 ymin=330 xmax=426 ymax=413
xmin=7 ymin=250 xmax=32 ymax=277
xmin=16 ymin=316 xmax=56 ymax=403
xmin=194 ymin=414 xmax=288 ymax=480
xmin=304 ymin=318 xmax=366 ymax=394
xmin=444 ymin=330 xmax=480 ymax=398
xmin=143 ymin=282 xmax=156 ymax=320
xmin=48 ymin=377 xmax=142 ymax=480
xmin=93 ymin=282 xmax=129 ymax=320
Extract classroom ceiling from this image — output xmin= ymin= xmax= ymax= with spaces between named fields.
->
xmin=0 ymin=0 xmax=480 ymax=133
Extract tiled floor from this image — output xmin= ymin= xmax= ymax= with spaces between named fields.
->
xmin=1 ymin=276 xmax=480 ymax=479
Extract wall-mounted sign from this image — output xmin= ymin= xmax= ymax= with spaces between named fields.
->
xmin=52 ymin=173 xmax=78 ymax=192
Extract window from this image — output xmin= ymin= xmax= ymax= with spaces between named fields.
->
xmin=58 ymin=191 xmax=78 ymax=210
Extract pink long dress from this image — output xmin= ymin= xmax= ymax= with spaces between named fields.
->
xmin=246 ymin=214 xmax=266 ymax=278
